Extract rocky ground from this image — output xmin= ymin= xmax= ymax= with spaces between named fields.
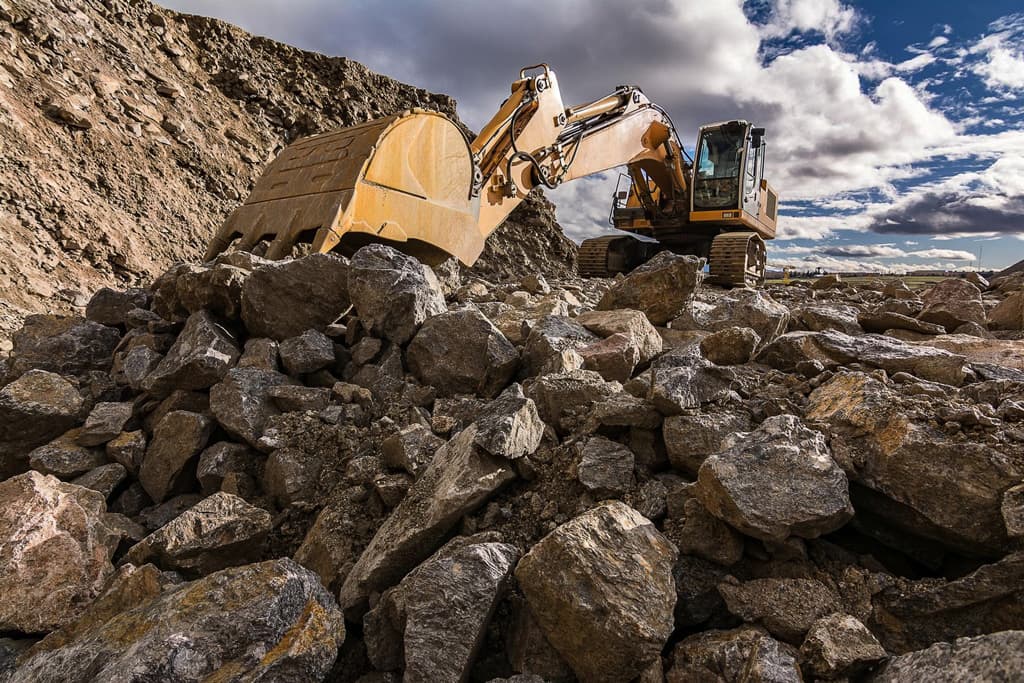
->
xmin=0 ymin=0 xmax=575 ymax=343
xmin=1 ymin=243 xmax=1024 ymax=682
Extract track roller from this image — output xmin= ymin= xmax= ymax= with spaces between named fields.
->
xmin=707 ymin=231 xmax=766 ymax=287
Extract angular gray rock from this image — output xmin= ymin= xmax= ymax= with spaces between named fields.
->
xmin=472 ymin=383 xmax=545 ymax=459
xmin=209 ymin=367 xmax=296 ymax=447
xmin=71 ymin=463 xmax=127 ymax=498
xmin=695 ymin=414 xmax=853 ymax=541
xmin=869 ymin=631 xmax=1024 ymax=682
xmin=0 ymin=370 xmax=85 ymax=475
xmin=85 ymin=287 xmax=150 ymax=326
xmin=28 ymin=431 xmax=107 ymax=478
xmin=105 ymin=430 xmax=146 ymax=473
xmin=7 ymin=315 xmax=121 ymax=380
xmin=0 ymin=471 xmax=118 ymax=633
xmin=196 ymin=441 xmax=260 ymax=494
xmin=579 ymin=332 xmax=641 ymax=381
xmin=407 ymin=307 xmax=519 ymax=398
xmin=522 ymin=315 xmax=598 ymax=377
xmin=340 ymin=424 xmax=516 ymax=618
xmin=348 ymin=244 xmax=446 ymax=344
xmin=757 ymin=329 xmax=967 ymax=386
xmin=237 ymin=337 xmax=280 ymax=371
xmin=515 ymin=501 xmax=677 ymax=683
xmin=263 ymin=447 xmax=323 ymax=506
xmin=241 ymin=252 xmax=351 ymax=340
xmin=364 ymin=534 xmax=519 ymax=682
xmin=988 ymin=290 xmax=1024 ymax=330
xmin=576 ymin=308 xmax=663 ymax=363
xmin=918 ymin=278 xmax=985 ymax=331
xmin=700 ymin=326 xmax=760 ymax=365
xmin=663 ymin=490 xmax=744 ymax=566
xmin=807 ymin=372 xmax=1024 ymax=555
xmin=663 ymin=410 xmax=752 ymax=476
xmin=668 ymin=626 xmax=802 ymax=682
xmin=638 ymin=351 xmax=737 ymax=415
xmin=800 ymin=613 xmax=887 ymax=679
xmin=124 ymin=492 xmax=272 ymax=574
xmin=77 ymin=401 xmax=134 ymax=447
xmin=797 ymin=304 xmax=864 ymax=335
xmin=524 ymin=369 xmax=622 ymax=436
xmin=175 ymin=262 xmax=249 ymax=319
xmin=576 ymin=436 xmax=635 ymax=496
xmin=381 ymin=424 xmax=445 ymax=478
xmin=278 ymin=329 xmax=336 ymax=375
xmin=138 ymin=410 xmax=213 ymax=503
xmin=141 ymin=310 xmax=240 ymax=397
xmin=702 ymin=289 xmax=790 ymax=348
xmin=860 ymin=310 xmax=945 ymax=335
xmin=718 ymin=577 xmax=841 ymax=643
xmin=598 ymin=251 xmax=703 ymax=325
xmin=13 ymin=559 xmax=345 ymax=682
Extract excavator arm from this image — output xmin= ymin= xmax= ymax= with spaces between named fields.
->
xmin=204 ymin=65 xmax=690 ymax=266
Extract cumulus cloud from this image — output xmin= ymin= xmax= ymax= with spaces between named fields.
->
xmin=757 ymin=0 xmax=860 ymax=43
xmin=970 ymin=14 xmax=1024 ymax=91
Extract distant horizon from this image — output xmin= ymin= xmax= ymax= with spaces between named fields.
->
xmin=163 ymin=0 xmax=1024 ymax=271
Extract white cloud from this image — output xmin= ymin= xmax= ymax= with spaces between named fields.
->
xmin=928 ymin=36 xmax=949 ymax=49
xmin=759 ymin=0 xmax=860 ymax=43
xmin=970 ymin=14 xmax=1024 ymax=91
xmin=906 ymin=248 xmax=976 ymax=260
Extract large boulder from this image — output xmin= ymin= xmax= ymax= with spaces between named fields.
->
xmin=521 ymin=315 xmax=598 ymax=377
xmin=407 ymin=307 xmax=519 ymax=398
xmin=663 ymin=411 xmax=753 ymax=476
xmin=278 ymin=329 xmax=336 ymax=375
xmin=241 ymin=253 xmax=351 ymax=340
xmin=869 ymin=631 xmax=1024 ymax=682
xmin=718 ymin=577 xmax=841 ymax=643
xmin=209 ymin=367 xmax=297 ymax=447
xmin=699 ymin=326 xmax=760 ymax=365
xmin=141 ymin=310 xmax=240 ymax=397
xmin=918 ymin=278 xmax=986 ymax=331
xmin=85 ymin=287 xmax=150 ymax=326
xmin=807 ymin=372 xmax=1024 ymax=555
xmin=667 ymin=625 xmax=802 ymax=682
xmin=348 ymin=244 xmax=446 ymax=344
xmin=634 ymin=350 xmax=737 ymax=415
xmin=0 ymin=472 xmax=118 ymax=633
xmin=28 ymin=431 xmax=107 ymax=478
xmin=13 ymin=559 xmax=345 ymax=682
xmin=800 ymin=614 xmax=887 ymax=679
xmin=695 ymin=414 xmax=853 ymax=541
xmin=364 ymin=534 xmax=519 ymax=682
xmin=124 ymin=492 xmax=272 ymax=575
xmin=757 ymin=330 xmax=968 ymax=386
xmin=598 ymin=251 xmax=703 ymax=325
xmin=175 ymin=262 xmax=249 ymax=319
xmin=575 ymin=309 xmax=663 ymax=364
xmin=701 ymin=289 xmax=790 ymax=348
xmin=988 ymin=290 xmax=1024 ymax=330
xmin=524 ymin=369 xmax=621 ymax=436
xmin=339 ymin=424 xmax=516 ymax=617
xmin=579 ymin=333 xmax=641 ymax=382
xmin=515 ymin=501 xmax=677 ymax=683
xmin=471 ymin=383 xmax=545 ymax=460
xmin=0 ymin=370 xmax=85 ymax=475
xmin=77 ymin=402 xmax=134 ymax=447
xmin=6 ymin=315 xmax=121 ymax=380
xmin=138 ymin=410 xmax=213 ymax=503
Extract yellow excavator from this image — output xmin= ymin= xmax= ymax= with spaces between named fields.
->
xmin=205 ymin=64 xmax=778 ymax=286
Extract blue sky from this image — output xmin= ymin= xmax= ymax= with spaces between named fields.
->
xmin=162 ymin=0 xmax=1024 ymax=272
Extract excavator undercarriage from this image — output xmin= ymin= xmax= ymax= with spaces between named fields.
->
xmin=206 ymin=64 xmax=779 ymax=288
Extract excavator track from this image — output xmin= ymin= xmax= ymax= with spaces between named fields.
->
xmin=578 ymin=235 xmax=623 ymax=278
xmin=707 ymin=231 xmax=766 ymax=287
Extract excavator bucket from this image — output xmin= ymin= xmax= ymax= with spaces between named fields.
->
xmin=205 ymin=109 xmax=484 ymax=265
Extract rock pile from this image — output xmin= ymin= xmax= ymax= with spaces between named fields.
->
xmin=0 ymin=0 xmax=575 ymax=341
xmin=1 ymin=248 xmax=1023 ymax=681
